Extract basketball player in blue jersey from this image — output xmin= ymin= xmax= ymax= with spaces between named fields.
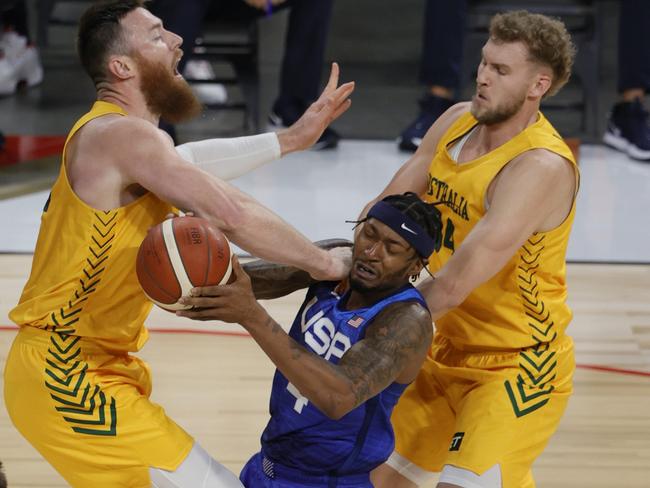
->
xmin=178 ymin=192 xmax=442 ymax=487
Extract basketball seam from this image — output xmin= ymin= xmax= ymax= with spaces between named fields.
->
xmin=202 ymin=221 xmax=210 ymax=286
xmin=147 ymin=294 xmax=185 ymax=311
xmin=218 ymin=238 xmax=233 ymax=285
xmin=162 ymin=219 xmax=194 ymax=309
xmin=156 ymin=222 xmax=182 ymax=301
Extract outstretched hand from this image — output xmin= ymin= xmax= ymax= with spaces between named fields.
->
xmin=277 ymin=63 xmax=355 ymax=154
xmin=176 ymin=256 xmax=268 ymax=328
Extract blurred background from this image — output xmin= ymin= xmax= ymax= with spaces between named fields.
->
xmin=0 ymin=0 xmax=648 ymax=262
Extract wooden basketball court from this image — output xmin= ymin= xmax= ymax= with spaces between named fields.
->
xmin=1 ymin=254 xmax=650 ymax=487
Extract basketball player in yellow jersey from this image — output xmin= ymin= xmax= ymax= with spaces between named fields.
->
xmin=3 ymin=1 xmax=354 ymax=486
xmin=367 ymin=11 xmax=579 ymax=488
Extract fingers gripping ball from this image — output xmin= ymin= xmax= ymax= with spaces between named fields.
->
xmin=136 ymin=216 xmax=232 ymax=311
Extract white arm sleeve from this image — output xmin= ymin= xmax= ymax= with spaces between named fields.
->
xmin=175 ymin=132 xmax=281 ymax=181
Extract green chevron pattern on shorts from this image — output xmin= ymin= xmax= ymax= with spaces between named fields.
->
xmin=504 ymin=378 xmax=552 ymax=418
xmin=44 ymin=332 xmax=118 ymax=436
xmin=39 ymin=210 xmax=119 ymax=435
xmin=70 ymin=397 xmax=118 ymax=436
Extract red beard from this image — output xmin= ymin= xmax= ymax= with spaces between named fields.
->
xmin=134 ymin=53 xmax=202 ymax=124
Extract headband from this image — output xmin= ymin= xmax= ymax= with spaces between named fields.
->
xmin=366 ymin=201 xmax=437 ymax=258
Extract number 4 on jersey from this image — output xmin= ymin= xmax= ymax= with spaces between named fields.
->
xmin=287 ymin=382 xmax=308 ymax=413
xmin=442 ymin=217 xmax=455 ymax=252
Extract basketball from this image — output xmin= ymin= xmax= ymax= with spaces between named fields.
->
xmin=136 ymin=216 xmax=232 ymax=311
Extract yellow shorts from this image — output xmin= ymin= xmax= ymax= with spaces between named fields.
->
xmin=392 ymin=334 xmax=574 ymax=488
xmin=3 ymin=327 xmax=194 ymax=488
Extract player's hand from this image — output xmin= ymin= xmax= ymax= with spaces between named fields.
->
xmin=310 ymin=246 xmax=353 ymax=281
xmin=276 ymin=63 xmax=354 ymax=154
xmin=176 ymin=256 xmax=268 ymax=327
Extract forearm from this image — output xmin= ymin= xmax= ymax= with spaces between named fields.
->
xmin=243 ymin=260 xmax=314 ymax=300
xmin=243 ymin=307 xmax=356 ymax=419
xmin=417 ymin=276 xmax=459 ymax=322
xmin=419 ymin=250 xmax=494 ymax=321
xmin=243 ymin=301 xmax=431 ymax=419
xmin=176 ymin=133 xmax=281 ymax=181
xmin=276 ymin=129 xmax=301 ymax=156
xmin=243 ymin=239 xmax=351 ymax=299
xmin=419 ymin=228 xmax=521 ymax=321
xmin=178 ymin=281 xmax=428 ymax=419
xmin=226 ymin=198 xmax=335 ymax=279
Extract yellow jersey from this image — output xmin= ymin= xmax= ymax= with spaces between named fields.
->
xmin=9 ymin=101 xmax=173 ymax=352
xmin=424 ymin=111 xmax=578 ymax=351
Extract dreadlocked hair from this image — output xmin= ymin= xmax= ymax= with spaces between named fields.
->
xmin=381 ymin=192 xmax=443 ymax=250
xmin=348 ymin=192 xmax=443 ymax=281
xmin=382 ymin=192 xmax=443 ymax=282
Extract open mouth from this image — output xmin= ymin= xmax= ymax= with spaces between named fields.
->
xmin=172 ymin=53 xmax=183 ymax=77
xmin=354 ymin=260 xmax=378 ymax=281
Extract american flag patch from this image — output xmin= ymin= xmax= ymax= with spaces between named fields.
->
xmin=347 ymin=315 xmax=364 ymax=328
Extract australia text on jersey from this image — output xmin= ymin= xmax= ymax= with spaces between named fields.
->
xmin=426 ymin=174 xmax=470 ymax=221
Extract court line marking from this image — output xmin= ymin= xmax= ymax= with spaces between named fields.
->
xmin=1 ymin=325 xmax=649 ymax=378
xmin=575 ymin=364 xmax=650 ymax=378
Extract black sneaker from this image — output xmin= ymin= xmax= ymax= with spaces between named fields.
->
xmin=268 ymin=108 xmax=340 ymax=151
xmin=398 ymin=94 xmax=454 ymax=152
xmin=603 ymin=98 xmax=650 ymax=161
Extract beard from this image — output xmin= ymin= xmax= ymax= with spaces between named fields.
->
xmin=349 ymin=274 xmax=376 ymax=294
xmin=134 ymin=53 xmax=202 ymax=124
xmin=471 ymin=88 xmax=527 ymax=125
xmin=348 ymin=266 xmax=410 ymax=295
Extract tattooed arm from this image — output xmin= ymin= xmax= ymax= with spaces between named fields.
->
xmin=243 ymin=259 xmax=313 ymax=300
xmin=323 ymin=300 xmax=432 ymax=414
xmin=243 ymin=238 xmax=353 ymax=300
xmin=179 ymin=257 xmax=432 ymax=419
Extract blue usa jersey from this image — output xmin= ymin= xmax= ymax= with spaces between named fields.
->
xmin=260 ymin=281 xmax=427 ymax=476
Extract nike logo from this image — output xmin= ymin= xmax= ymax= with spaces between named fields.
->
xmin=400 ymin=223 xmax=417 ymax=235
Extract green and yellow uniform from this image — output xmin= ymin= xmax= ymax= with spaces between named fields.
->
xmin=392 ymin=111 xmax=579 ymax=487
xmin=4 ymin=102 xmax=193 ymax=487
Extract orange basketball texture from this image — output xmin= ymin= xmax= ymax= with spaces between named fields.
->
xmin=136 ymin=216 xmax=232 ymax=310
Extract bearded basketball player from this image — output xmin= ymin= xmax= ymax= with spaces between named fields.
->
xmin=3 ymin=1 xmax=354 ymax=486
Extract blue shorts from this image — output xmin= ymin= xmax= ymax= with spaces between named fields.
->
xmin=239 ymin=452 xmax=373 ymax=488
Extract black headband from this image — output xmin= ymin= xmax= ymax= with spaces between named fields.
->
xmin=366 ymin=201 xmax=436 ymax=258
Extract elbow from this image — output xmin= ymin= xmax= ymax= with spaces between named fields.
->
xmin=316 ymin=393 xmax=356 ymax=420
xmin=322 ymin=405 xmax=351 ymax=421
xmin=326 ymin=411 xmax=347 ymax=421
xmin=325 ymin=399 xmax=354 ymax=420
